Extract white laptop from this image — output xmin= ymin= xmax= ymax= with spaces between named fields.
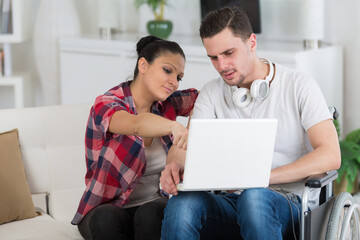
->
xmin=177 ymin=118 xmax=278 ymax=191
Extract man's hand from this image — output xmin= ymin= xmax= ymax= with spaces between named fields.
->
xmin=160 ymin=162 xmax=184 ymax=195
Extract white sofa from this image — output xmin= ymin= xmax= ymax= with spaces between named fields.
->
xmin=0 ymin=103 xmax=92 ymax=240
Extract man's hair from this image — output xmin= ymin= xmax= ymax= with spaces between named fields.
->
xmin=199 ymin=6 xmax=253 ymax=41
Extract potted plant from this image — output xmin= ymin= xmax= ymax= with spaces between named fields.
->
xmin=335 ymin=119 xmax=360 ymax=194
xmin=134 ymin=0 xmax=173 ymax=39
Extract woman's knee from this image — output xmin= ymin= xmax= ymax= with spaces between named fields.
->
xmin=134 ymin=198 xmax=167 ymax=226
xmin=89 ymin=204 xmax=130 ymax=236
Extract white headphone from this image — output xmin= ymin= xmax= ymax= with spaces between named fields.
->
xmin=232 ymin=59 xmax=274 ymax=108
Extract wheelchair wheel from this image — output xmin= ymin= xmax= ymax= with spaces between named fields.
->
xmin=326 ymin=192 xmax=360 ymax=240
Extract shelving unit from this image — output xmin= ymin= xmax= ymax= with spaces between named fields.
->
xmin=60 ymin=33 xmax=343 ymax=115
xmin=0 ymin=75 xmax=32 ymax=108
xmin=0 ymin=0 xmax=33 ymax=109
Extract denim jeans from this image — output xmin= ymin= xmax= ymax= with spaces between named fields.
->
xmin=161 ymin=188 xmax=302 ymax=240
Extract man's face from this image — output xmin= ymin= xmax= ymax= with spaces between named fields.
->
xmin=203 ymin=28 xmax=256 ymax=87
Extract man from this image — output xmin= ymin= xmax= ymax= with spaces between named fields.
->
xmin=160 ymin=7 xmax=340 ymax=240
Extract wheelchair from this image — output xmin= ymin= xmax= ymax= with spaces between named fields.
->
xmin=301 ymin=107 xmax=360 ymax=240
xmin=301 ymin=171 xmax=360 ymax=239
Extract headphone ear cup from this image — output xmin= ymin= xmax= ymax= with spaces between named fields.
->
xmin=250 ymin=79 xmax=269 ymax=100
xmin=232 ymin=87 xmax=251 ymax=108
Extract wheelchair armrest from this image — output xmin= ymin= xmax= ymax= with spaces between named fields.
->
xmin=305 ymin=170 xmax=338 ymax=188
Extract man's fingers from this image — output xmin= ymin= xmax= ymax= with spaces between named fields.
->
xmin=171 ymin=165 xmax=180 ymax=185
xmin=160 ymin=165 xmax=180 ymax=195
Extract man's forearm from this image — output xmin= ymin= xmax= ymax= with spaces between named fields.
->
xmin=270 ymin=145 xmax=340 ymax=185
xmin=167 ymin=144 xmax=186 ymax=167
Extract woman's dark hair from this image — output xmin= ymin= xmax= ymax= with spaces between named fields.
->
xmin=133 ymin=36 xmax=186 ymax=80
xmin=199 ymin=7 xmax=253 ymax=42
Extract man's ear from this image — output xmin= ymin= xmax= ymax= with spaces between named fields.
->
xmin=248 ymin=33 xmax=257 ymax=53
xmin=138 ymin=57 xmax=148 ymax=74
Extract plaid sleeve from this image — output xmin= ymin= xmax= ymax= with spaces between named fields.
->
xmin=168 ymin=88 xmax=198 ymax=117
xmin=93 ymin=95 xmax=131 ymax=138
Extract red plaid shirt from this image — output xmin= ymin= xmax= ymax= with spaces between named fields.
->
xmin=72 ymin=81 xmax=198 ymax=224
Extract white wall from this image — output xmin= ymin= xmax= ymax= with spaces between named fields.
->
xmin=324 ymin=0 xmax=360 ymax=135
xmin=8 ymin=0 xmax=360 ymax=135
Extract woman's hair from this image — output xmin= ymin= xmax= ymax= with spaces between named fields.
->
xmin=133 ymin=36 xmax=186 ymax=80
xmin=199 ymin=6 xmax=253 ymax=42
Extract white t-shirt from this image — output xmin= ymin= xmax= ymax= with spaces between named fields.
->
xmin=192 ymin=63 xmax=332 ymax=208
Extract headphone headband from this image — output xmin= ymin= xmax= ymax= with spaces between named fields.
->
xmin=263 ymin=59 xmax=274 ymax=82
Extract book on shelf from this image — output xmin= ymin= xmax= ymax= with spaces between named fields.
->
xmin=0 ymin=0 xmax=12 ymax=34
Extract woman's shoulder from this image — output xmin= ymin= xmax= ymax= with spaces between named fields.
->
xmin=95 ymin=81 xmax=131 ymax=102
xmin=92 ymin=81 xmax=134 ymax=115
xmin=105 ymin=81 xmax=132 ymax=97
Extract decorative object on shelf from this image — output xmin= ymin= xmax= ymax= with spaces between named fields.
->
xmin=97 ymin=0 xmax=118 ymax=39
xmin=135 ymin=0 xmax=172 ymax=39
xmin=33 ymin=0 xmax=81 ymax=105
xmin=301 ymin=0 xmax=325 ymax=49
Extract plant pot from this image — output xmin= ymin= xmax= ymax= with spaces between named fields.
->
xmin=146 ymin=20 xmax=173 ymax=39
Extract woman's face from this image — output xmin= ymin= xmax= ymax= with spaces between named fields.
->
xmin=142 ymin=52 xmax=185 ymax=101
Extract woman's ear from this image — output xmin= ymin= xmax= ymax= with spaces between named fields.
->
xmin=138 ymin=57 xmax=148 ymax=74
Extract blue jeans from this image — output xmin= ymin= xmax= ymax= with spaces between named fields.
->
xmin=161 ymin=188 xmax=302 ymax=240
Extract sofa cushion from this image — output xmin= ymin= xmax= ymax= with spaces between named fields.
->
xmin=0 ymin=129 xmax=37 ymax=225
xmin=0 ymin=212 xmax=83 ymax=240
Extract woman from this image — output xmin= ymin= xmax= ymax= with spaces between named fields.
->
xmin=71 ymin=36 xmax=198 ymax=240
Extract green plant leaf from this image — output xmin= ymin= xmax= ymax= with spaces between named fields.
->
xmin=134 ymin=0 xmax=168 ymax=20
xmin=345 ymin=174 xmax=354 ymax=193
xmin=336 ymin=158 xmax=348 ymax=183
xmin=340 ymin=140 xmax=360 ymax=163
xmin=333 ymin=121 xmax=360 ymax=192
xmin=134 ymin=0 xmax=146 ymax=9
xmin=347 ymin=160 xmax=358 ymax=182
xmin=345 ymin=128 xmax=360 ymax=145
xmin=356 ymin=155 xmax=360 ymax=164
xmin=134 ymin=0 xmax=168 ymax=11
xmin=338 ymin=139 xmax=360 ymax=192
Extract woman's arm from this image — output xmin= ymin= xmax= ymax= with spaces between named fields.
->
xmin=109 ymin=110 xmax=189 ymax=149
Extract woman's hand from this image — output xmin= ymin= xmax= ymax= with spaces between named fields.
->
xmin=171 ymin=122 xmax=189 ymax=150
